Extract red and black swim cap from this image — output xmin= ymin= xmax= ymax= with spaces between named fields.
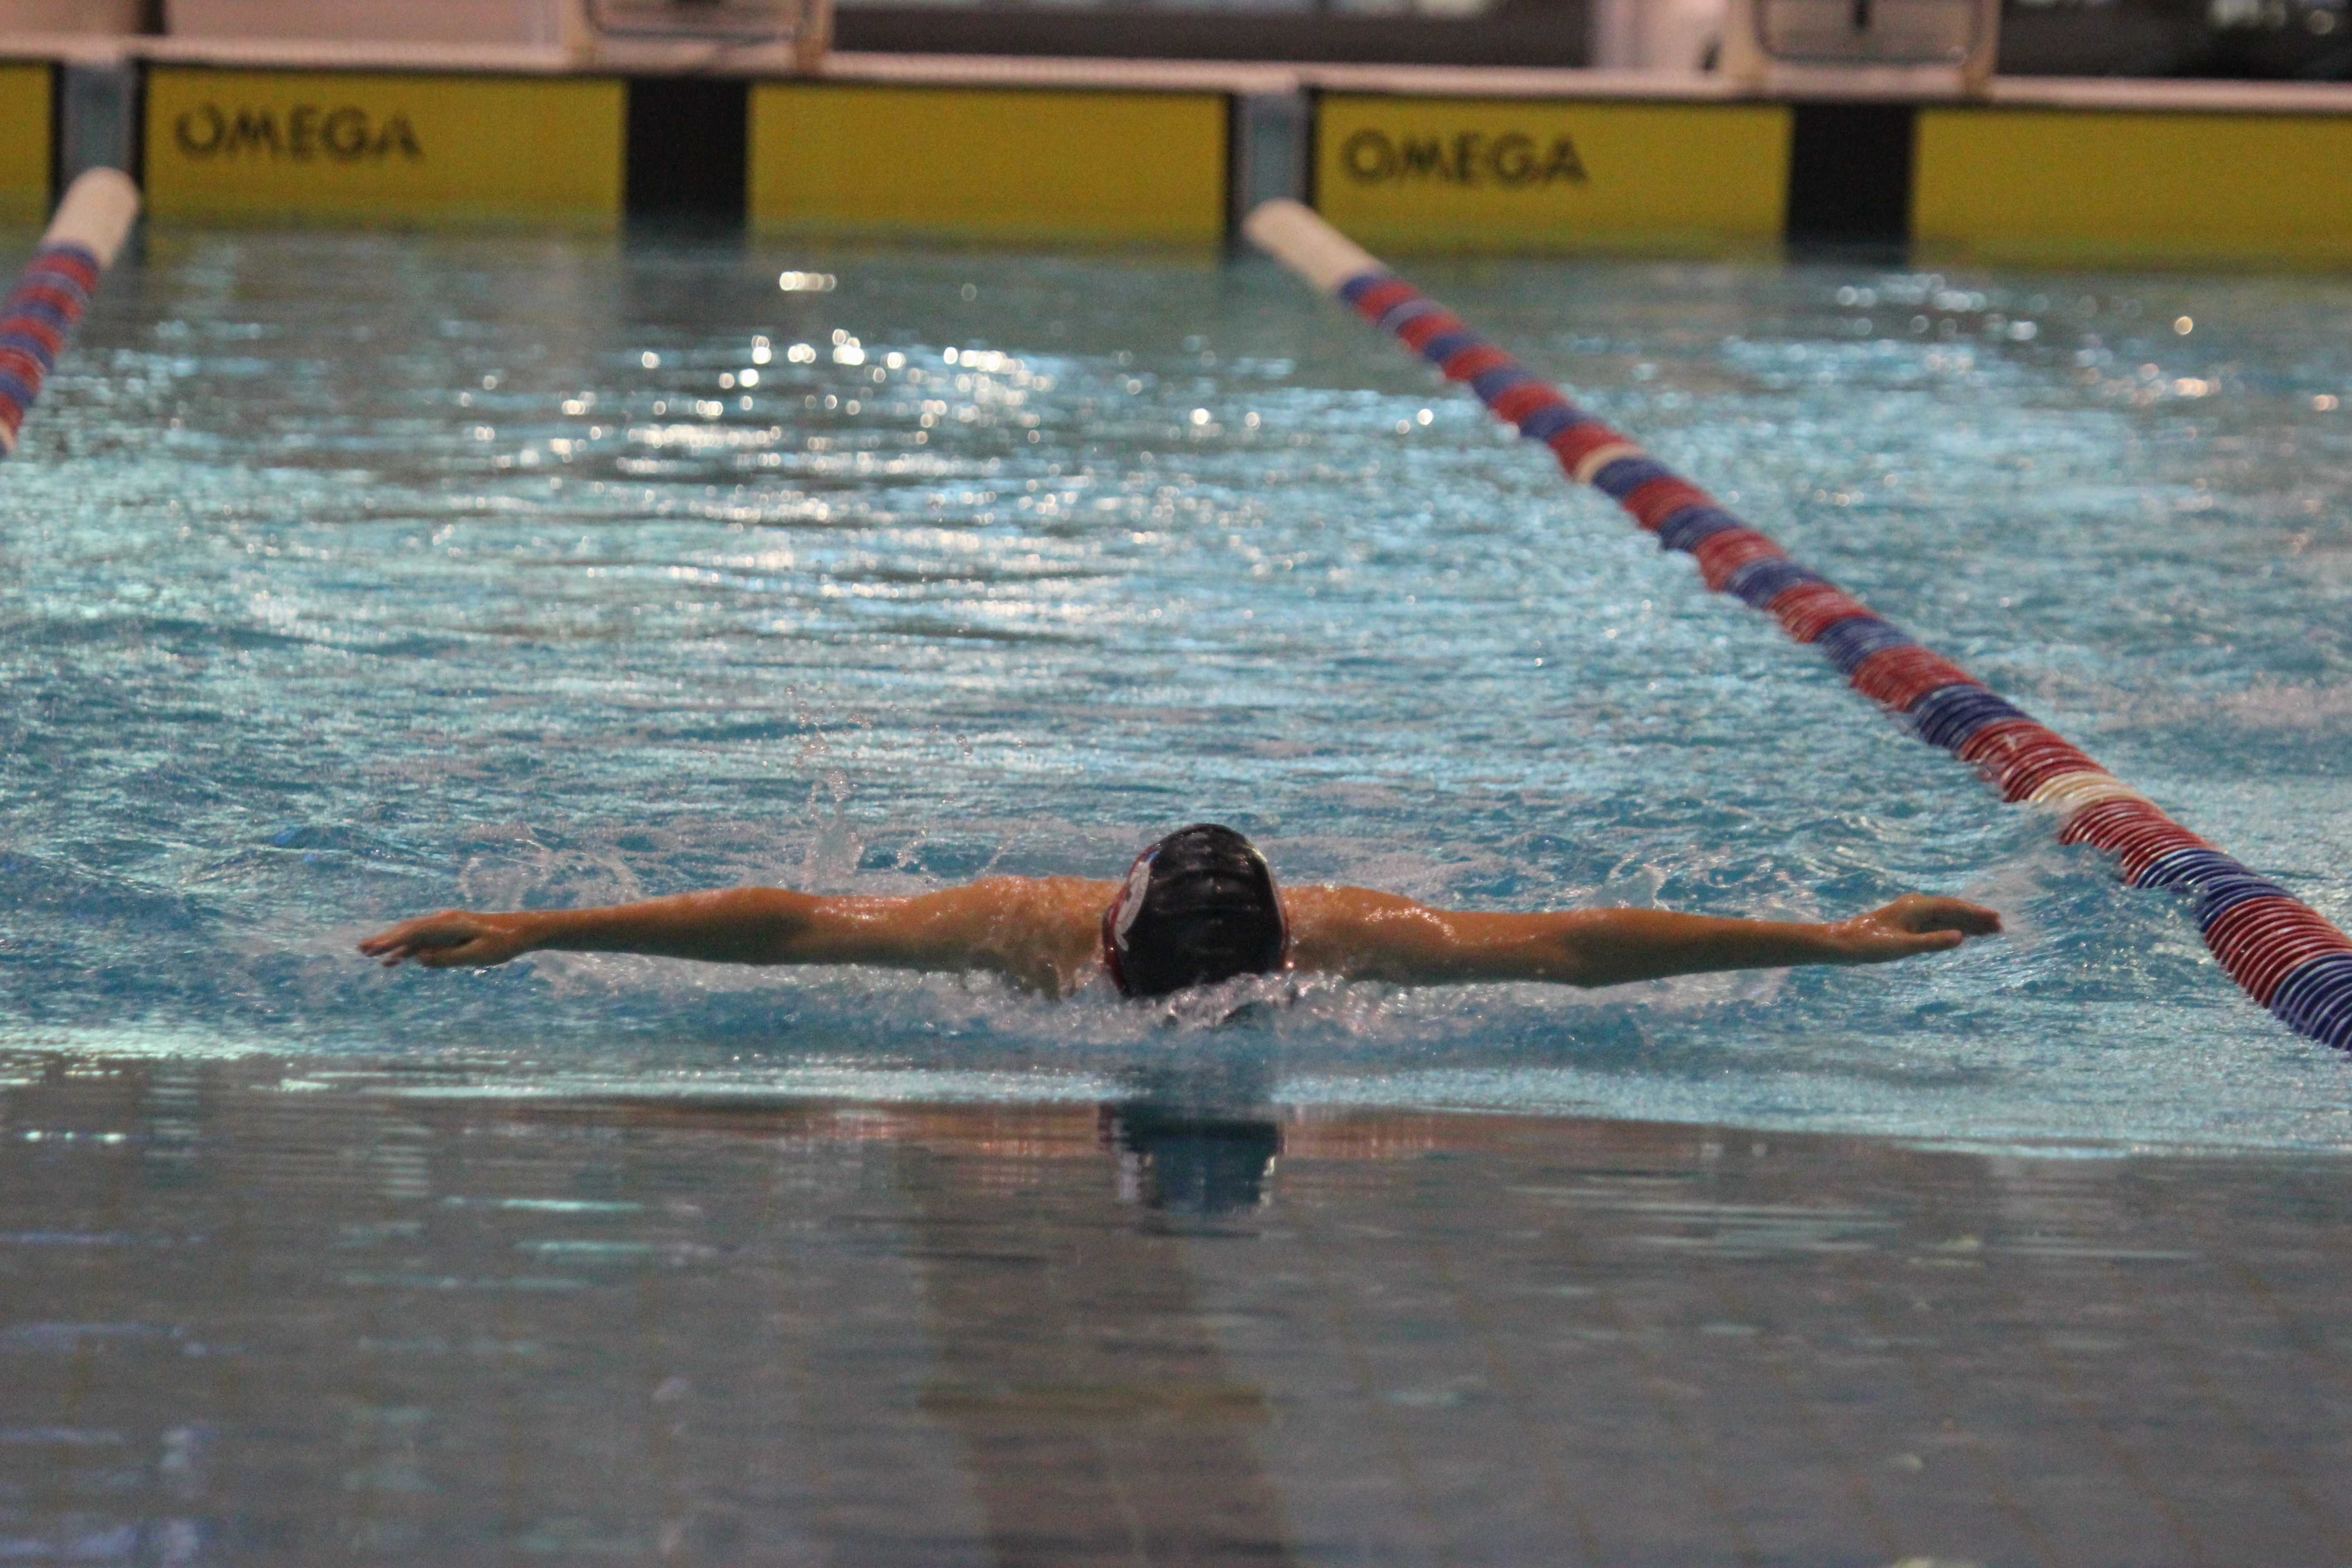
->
xmin=1100 ymin=824 xmax=1289 ymax=999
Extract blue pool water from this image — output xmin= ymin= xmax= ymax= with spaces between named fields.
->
xmin=5 ymin=231 xmax=2349 ymax=1151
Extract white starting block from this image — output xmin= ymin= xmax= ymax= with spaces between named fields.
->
xmin=162 ymin=0 xmax=830 ymax=64
xmin=1719 ymin=0 xmax=2003 ymax=96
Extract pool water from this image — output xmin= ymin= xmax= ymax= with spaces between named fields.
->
xmin=6 ymin=230 xmax=2351 ymax=1150
xmin=10 ymin=1065 xmax=2350 ymax=1568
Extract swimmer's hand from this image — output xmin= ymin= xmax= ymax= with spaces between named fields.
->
xmin=1823 ymin=894 xmax=2004 ymax=965
xmin=358 ymin=910 xmax=538 ymax=969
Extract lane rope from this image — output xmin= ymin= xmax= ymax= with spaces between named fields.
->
xmin=1243 ymin=198 xmax=2352 ymax=1052
xmin=0 ymin=168 xmax=140 ymax=458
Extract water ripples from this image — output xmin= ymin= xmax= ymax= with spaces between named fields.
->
xmin=1 ymin=233 xmax=2349 ymax=1149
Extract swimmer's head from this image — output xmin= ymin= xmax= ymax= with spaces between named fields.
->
xmin=1101 ymin=824 xmax=1289 ymax=1000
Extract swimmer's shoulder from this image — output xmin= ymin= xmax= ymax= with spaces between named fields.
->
xmin=1281 ymin=884 xmax=1443 ymax=974
xmin=959 ymin=874 xmax=1120 ymax=909
xmin=928 ymin=876 xmax=1118 ymax=995
xmin=893 ymin=874 xmax=1119 ymax=939
xmin=1281 ymin=883 xmax=1429 ymax=921
xmin=803 ymin=877 xmax=1109 ymax=935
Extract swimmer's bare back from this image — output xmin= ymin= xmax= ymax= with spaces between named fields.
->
xmin=356 ymin=880 xmax=2000 ymax=998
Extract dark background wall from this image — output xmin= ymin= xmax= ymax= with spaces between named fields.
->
xmin=833 ymin=0 xmax=2352 ymax=78
xmin=832 ymin=5 xmax=1592 ymax=67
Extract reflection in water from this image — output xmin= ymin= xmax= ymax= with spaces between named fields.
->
xmin=1104 ymin=1058 xmax=1287 ymax=1220
xmin=902 ymin=1104 xmax=1294 ymax=1566
xmin=1105 ymin=1104 xmax=1283 ymax=1218
xmin=7 ymin=1053 xmax=2352 ymax=1567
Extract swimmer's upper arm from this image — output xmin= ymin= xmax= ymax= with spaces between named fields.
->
xmin=780 ymin=877 xmax=1114 ymax=992
xmin=1284 ymin=885 xmax=1607 ymax=986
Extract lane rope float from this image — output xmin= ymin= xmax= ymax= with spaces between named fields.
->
xmin=1242 ymin=198 xmax=2352 ymax=1052
xmin=0 ymin=168 xmax=141 ymax=458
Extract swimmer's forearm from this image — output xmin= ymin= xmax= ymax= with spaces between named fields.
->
xmin=1317 ymin=909 xmax=1849 ymax=986
xmin=1288 ymin=890 xmax=1995 ymax=986
xmin=359 ymin=892 xmax=813 ymax=970
xmin=358 ymin=888 xmax=876 ymax=968
xmin=518 ymin=888 xmax=828 ymax=965
xmin=1541 ymin=911 xmax=1872 ymax=987
xmin=519 ymin=887 xmax=1044 ymax=969
xmin=361 ymin=877 xmax=1112 ymax=987
xmin=1526 ymin=900 xmax=1994 ymax=985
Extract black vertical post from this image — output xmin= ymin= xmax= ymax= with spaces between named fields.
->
xmin=1784 ymin=102 xmax=1917 ymax=251
xmin=626 ymin=77 xmax=750 ymax=228
xmin=45 ymin=60 xmax=60 ymax=205
xmin=54 ymin=62 xmax=143 ymax=204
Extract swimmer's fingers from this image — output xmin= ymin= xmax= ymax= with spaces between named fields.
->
xmin=395 ymin=931 xmax=499 ymax=969
xmin=1831 ymin=896 xmax=2002 ymax=964
xmin=358 ymin=912 xmax=529 ymax=970
xmin=1876 ymin=893 xmax=2003 ymax=939
xmin=1830 ymin=924 xmax=1963 ymax=965
xmin=356 ymin=913 xmax=469 ymax=962
xmin=1894 ymin=927 xmax=1966 ymax=955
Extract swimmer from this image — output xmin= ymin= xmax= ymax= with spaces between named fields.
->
xmin=358 ymin=823 xmax=2000 ymax=1000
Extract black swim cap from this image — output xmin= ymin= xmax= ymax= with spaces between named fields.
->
xmin=1100 ymin=824 xmax=1289 ymax=999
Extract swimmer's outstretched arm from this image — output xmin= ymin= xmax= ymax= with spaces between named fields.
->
xmin=357 ymin=877 xmax=1117 ymax=995
xmin=360 ymin=879 xmax=1996 ymax=995
xmin=1286 ymin=888 xmax=2000 ymax=988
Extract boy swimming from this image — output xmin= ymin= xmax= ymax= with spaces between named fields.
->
xmin=359 ymin=823 xmax=2000 ymax=999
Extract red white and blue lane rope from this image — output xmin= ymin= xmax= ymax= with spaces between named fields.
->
xmin=0 ymin=169 xmax=140 ymax=458
xmin=1243 ymin=199 xmax=2352 ymax=1052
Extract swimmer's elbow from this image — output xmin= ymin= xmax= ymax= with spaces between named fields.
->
xmin=1303 ymin=906 xmax=1610 ymax=988
xmin=1519 ymin=926 xmax=1635 ymax=989
xmin=1540 ymin=950 xmax=1614 ymax=989
xmin=1339 ymin=937 xmax=1604 ymax=989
